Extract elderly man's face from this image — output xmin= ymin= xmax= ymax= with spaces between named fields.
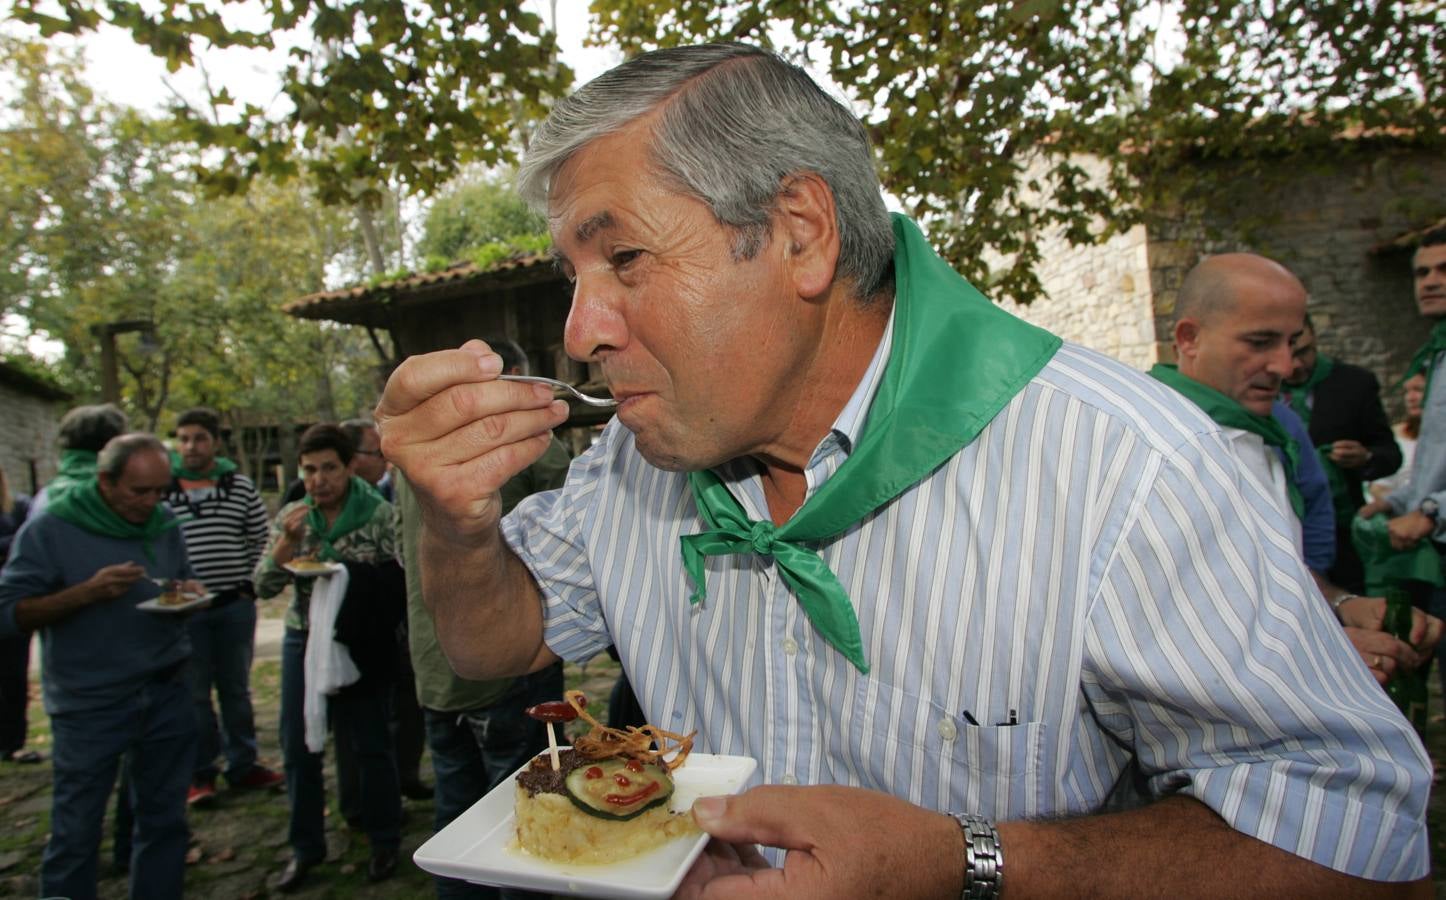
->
xmin=1177 ymin=273 xmax=1307 ymax=416
xmin=350 ymin=427 xmax=387 ymax=486
xmin=548 ymin=124 xmax=812 ymax=470
xmin=98 ymin=448 xmax=173 ymax=524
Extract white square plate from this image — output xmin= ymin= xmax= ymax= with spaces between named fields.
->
xmin=282 ymin=561 xmax=345 ymax=577
xmin=413 ymin=752 xmax=757 ymax=899
xmin=137 ymin=593 xmax=213 ymax=613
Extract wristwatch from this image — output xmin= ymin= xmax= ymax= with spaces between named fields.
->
xmin=1421 ymin=498 xmax=1439 ymax=521
xmin=950 ymin=813 xmax=1003 ymax=900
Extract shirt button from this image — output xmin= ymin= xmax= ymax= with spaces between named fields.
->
xmin=781 ymin=774 xmax=799 ymax=785
xmin=937 ymin=719 xmax=959 ymax=741
xmin=781 ymin=638 xmax=798 ymax=656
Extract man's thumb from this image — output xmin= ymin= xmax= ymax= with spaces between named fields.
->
xmin=691 ymin=786 xmax=813 ymax=851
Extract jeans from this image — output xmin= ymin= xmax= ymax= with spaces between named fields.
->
xmin=423 ymin=663 xmax=564 ymax=900
xmin=42 ymin=667 xmax=195 ymax=900
xmin=188 ymin=598 xmax=260 ymax=782
xmin=279 ymin=627 xmax=401 ymax=862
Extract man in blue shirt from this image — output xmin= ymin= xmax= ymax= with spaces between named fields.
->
xmin=0 ymin=433 xmax=202 ymax=900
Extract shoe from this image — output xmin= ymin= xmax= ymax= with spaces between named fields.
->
xmin=367 ymin=847 xmax=399 ymax=883
xmin=229 ymin=764 xmax=285 ymax=790
xmin=400 ymin=778 xmax=434 ymax=800
xmin=187 ymin=781 xmax=217 ymax=807
xmin=2 ymin=749 xmax=44 ymax=764
xmin=276 ymin=856 xmax=314 ymax=893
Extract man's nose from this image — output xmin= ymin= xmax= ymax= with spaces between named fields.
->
xmin=1267 ymin=345 xmax=1295 ymax=376
xmin=563 ymin=274 xmax=628 ymax=363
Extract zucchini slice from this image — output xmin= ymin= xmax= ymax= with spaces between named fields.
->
xmin=564 ymin=758 xmax=675 ymax=821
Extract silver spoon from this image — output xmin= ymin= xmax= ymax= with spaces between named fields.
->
xmin=497 ymin=374 xmax=619 ymax=408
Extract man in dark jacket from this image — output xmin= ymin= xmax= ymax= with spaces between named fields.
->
xmin=1282 ymin=314 xmax=1402 ymax=591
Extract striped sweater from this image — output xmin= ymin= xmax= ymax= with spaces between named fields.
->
xmin=165 ymin=472 xmax=269 ymax=595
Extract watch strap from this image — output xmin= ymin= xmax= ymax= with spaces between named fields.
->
xmin=950 ymin=813 xmax=1003 ymax=900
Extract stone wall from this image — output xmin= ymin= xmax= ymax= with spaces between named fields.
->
xmin=0 ymin=382 xmax=62 ymax=498
xmin=1146 ymin=147 xmax=1446 ymax=398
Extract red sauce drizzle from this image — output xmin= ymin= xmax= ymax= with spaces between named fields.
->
xmin=525 ymin=700 xmax=579 ymax=723
xmin=585 ymin=766 xmax=604 ymax=779
xmin=604 ymin=780 xmax=661 ymax=807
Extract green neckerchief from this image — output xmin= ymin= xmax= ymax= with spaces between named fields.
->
xmin=1148 ymin=364 xmax=1305 ymax=521
xmin=1283 ymin=354 xmax=1334 ymax=426
xmin=169 ymin=450 xmax=238 ymax=481
xmin=305 ymin=476 xmax=383 ymax=562
xmin=1353 ymin=514 xmax=1445 ymax=594
xmin=46 ymin=449 xmax=98 ymax=502
xmin=681 ymin=215 xmax=1062 ymax=673
xmin=46 ymin=477 xmax=180 ymax=563
xmin=1399 ymin=320 xmax=1446 ymax=404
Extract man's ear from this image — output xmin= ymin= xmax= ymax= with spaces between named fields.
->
xmin=774 ymin=173 xmax=841 ymax=300
xmin=1173 ymin=318 xmax=1202 ymax=361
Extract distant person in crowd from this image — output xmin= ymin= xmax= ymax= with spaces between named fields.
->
xmin=396 ymin=337 xmax=569 ymax=900
xmin=1360 ymin=227 xmax=1446 ymax=552
xmin=0 ymin=433 xmax=202 ymax=900
xmin=379 ymin=43 xmax=1429 ymax=896
xmin=1152 ymin=252 xmax=1441 ymax=684
xmin=31 ymin=402 xmax=129 ymax=513
xmin=0 ymin=462 xmax=36 ymax=763
xmin=255 ymin=424 xmax=404 ymax=892
xmin=1281 ymin=314 xmax=1402 ymax=592
xmin=1370 ymin=373 xmax=1426 ymax=503
xmin=164 ymin=406 xmax=284 ymax=807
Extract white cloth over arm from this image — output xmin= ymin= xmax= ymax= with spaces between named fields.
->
xmin=302 ymin=567 xmax=358 ymax=753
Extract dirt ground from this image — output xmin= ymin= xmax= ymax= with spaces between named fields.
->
xmin=2 ymin=595 xmax=1445 ymax=897
xmin=0 ymin=595 xmax=622 ymax=900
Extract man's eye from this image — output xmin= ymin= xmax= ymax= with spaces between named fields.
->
xmin=611 ymin=249 xmax=642 ymax=269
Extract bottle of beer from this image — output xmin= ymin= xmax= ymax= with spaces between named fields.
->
xmin=1382 ymin=584 xmax=1428 ymax=732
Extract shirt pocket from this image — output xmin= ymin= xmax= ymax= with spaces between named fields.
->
xmin=827 ymin=675 xmax=1047 ymax=818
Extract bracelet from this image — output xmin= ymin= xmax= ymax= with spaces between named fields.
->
xmin=949 ymin=813 xmax=1003 ymax=900
xmin=1329 ymin=593 xmax=1360 ymax=616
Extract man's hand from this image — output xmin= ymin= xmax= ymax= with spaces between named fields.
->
xmin=1328 ymin=440 xmax=1372 ymax=469
xmin=84 ymin=562 xmax=145 ymax=603
xmin=178 ymin=579 xmax=207 ymax=598
xmin=1358 ymin=498 xmax=1393 ymax=519
xmin=1337 ymin=596 xmax=1444 ymax=655
xmin=1344 ymin=627 xmax=1422 ymax=685
xmin=1387 ymin=511 xmax=1435 ymax=551
xmin=674 ymin=786 xmax=961 ymax=900
xmin=375 ymin=340 xmax=570 ymax=544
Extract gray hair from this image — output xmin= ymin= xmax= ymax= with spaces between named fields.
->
xmin=58 ymin=403 xmax=129 ymax=453
xmin=518 ymin=43 xmax=894 ymax=301
xmin=97 ymin=433 xmax=168 ymax=479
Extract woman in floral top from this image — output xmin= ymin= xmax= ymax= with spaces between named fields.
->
xmin=254 ymin=424 xmax=403 ymax=890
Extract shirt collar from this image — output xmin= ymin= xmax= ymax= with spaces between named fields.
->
xmin=822 ymin=309 xmax=895 ymax=458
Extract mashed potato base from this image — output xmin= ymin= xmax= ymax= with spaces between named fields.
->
xmin=513 ymin=785 xmax=698 ymax=864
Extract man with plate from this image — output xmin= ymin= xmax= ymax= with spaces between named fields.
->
xmin=378 ymin=44 xmax=1430 ymax=898
xmin=0 ymin=432 xmax=201 ymax=900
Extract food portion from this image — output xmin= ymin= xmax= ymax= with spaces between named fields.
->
xmin=157 ymin=589 xmax=192 ymax=607
xmin=513 ymin=690 xmax=698 ymax=865
xmin=285 ymin=555 xmax=334 ymax=573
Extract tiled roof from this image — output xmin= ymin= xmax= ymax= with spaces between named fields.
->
xmin=282 ymin=253 xmax=560 ymax=326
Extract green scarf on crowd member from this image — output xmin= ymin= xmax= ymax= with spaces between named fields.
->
xmin=1283 ymin=354 xmax=1334 ymax=427
xmin=1353 ymin=514 xmax=1445 ymax=594
xmin=681 ymin=214 xmax=1062 ymax=674
xmin=1148 ymin=364 xmax=1305 ymax=522
xmin=169 ymin=450 xmax=238 ymax=481
xmin=46 ymin=477 xmax=180 ymax=563
xmin=305 ymin=476 xmax=384 ymax=562
xmin=45 ymin=449 xmax=99 ymax=503
xmin=1399 ymin=319 xmax=1446 ymax=404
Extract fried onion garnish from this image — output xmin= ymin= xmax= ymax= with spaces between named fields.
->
xmin=563 ymin=690 xmax=695 ymax=773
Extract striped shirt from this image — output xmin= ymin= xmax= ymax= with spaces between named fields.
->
xmin=502 ymin=333 xmax=1429 ymax=880
xmin=164 ymin=472 xmax=269 ymax=595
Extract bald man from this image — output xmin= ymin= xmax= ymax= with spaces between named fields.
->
xmin=1151 ymin=252 xmax=1442 ymax=684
